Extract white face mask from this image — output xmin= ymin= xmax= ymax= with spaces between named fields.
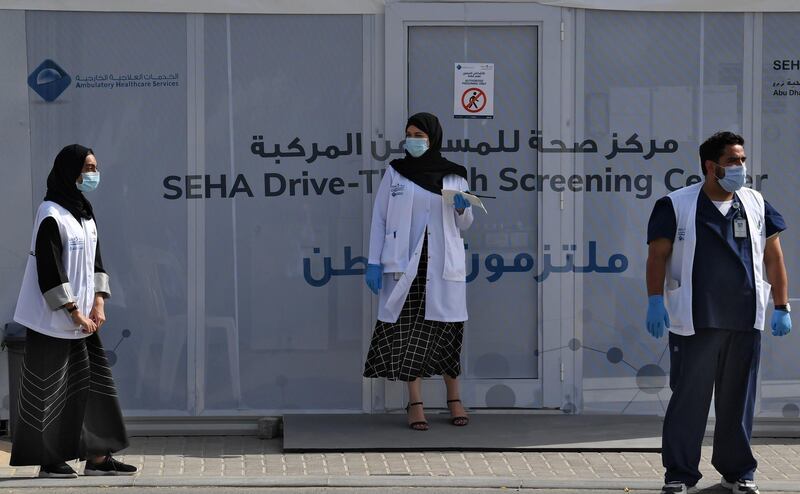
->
xmin=715 ymin=163 xmax=746 ymax=192
xmin=404 ymin=137 xmax=429 ymax=158
xmin=76 ymin=172 xmax=100 ymax=192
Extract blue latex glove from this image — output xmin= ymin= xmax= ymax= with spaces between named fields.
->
xmin=453 ymin=193 xmax=472 ymax=210
xmin=646 ymin=295 xmax=670 ymax=338
xmin=365 ymin=263 xmax=383 ymax=294
xmin=771 ymin=309 xmax=792 ymax=337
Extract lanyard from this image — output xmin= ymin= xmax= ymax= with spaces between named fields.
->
xmin=732 ymin=200 xmax=742 ymax=219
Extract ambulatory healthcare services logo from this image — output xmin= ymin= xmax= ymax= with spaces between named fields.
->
xmin=28 ymin=59 xmax=71 ymax=102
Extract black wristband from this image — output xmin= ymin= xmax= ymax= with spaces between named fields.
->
xmin=66 ymin=304 xmax=78 ymax=313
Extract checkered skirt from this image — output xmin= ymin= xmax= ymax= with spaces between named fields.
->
xmin=363 ymin=236 xmax=464 ymax=381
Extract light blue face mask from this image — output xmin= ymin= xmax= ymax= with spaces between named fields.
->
xmin=76 ymin=172 xmax=100 ymax=192
xmin=404 ymin=137 xmax=429 ymax=158
xmin=716 ymin=163 xmax=746 ymax=192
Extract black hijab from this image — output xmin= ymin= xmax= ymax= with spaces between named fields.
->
xmin=390 ymin=112 xmax=468 ymax=195
xmin=44 ymin=144 xmax=95 ymax=221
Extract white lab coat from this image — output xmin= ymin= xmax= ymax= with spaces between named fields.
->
xmin=368 ymin=167 xmax=473 ymax=323
xmin=664 ymin=182 xmax=770 ymax=336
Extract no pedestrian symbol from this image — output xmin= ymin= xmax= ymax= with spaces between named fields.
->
xmin=462 ymin=88 xmax=487 ymax=113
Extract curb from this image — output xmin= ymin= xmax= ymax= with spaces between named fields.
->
xmin=1 ymin=475 xmax=799 ymax=491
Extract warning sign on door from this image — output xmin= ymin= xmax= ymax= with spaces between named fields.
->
xmin=454 ymin=63 xmax=494 ymax=119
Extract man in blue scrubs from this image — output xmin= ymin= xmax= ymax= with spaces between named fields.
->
xmin=646 ymin=132 xmax=792 ymax=494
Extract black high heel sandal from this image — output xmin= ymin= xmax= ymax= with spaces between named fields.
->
xmin=406 ymin=401 xmax=429 ymax=431
xmin=447 ymin=399 xmax=469 ymax=426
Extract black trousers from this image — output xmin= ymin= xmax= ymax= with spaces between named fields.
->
xmin=10 ymin=329 xmax=129 ymax=466
xmin=662 ymin=328 xmax=761 ymax=486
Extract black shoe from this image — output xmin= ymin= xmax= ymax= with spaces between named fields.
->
xmin=660 ymin=481 xmax=697 ymax=494
xmin=446 ymin=399 xmax=470 ymax=426
xmin=84 ymin=456 xmax=138 ymax=476
xmin=721 ymin=477 xmax=760 ymax=494
xmin=38 ymin=462 xmax=79 ymax=478
xmin=405 ymin=401 xmax=429 ymax=431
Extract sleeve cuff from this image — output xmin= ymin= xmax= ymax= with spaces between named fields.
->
xmin=94 ymin=272 xmax=111 ymax=298
xmin=455 ymin=209 xmax=473 ymax=228
xmin=43 ymin=283 xmax=75 ymax=311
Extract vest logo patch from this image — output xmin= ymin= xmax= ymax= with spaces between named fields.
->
xmin=68 ymin=237 xmax=85 ymax=251
xmin=677 ymin=227 xmax=686 ymax=241
xmin=391 ymin=183 xmax=405 ymax=197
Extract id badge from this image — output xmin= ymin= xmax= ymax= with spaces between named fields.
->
xmin=734 ymin=218 xmax=747 ymax=238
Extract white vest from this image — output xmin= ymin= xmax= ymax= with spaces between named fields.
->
xmin=664 ymin=182 xmax=770 ymax=336
xmin=379 ymin=167 xmax=467 ymax=281
xmin=14 ymin=201 xmax=98 ymax=339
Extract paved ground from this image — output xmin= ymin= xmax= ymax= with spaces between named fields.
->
xmin=1 ymin=436 xmax=799 ymax=490
xmin=2 ymin=487 xmax=799 ymax=494
xmin=7 ymin=489 xmax=794 ymax=494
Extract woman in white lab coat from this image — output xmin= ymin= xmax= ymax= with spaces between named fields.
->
xmin=363 ymin=112 xmax=474 ymax=430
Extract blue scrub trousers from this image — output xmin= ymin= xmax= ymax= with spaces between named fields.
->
xmin=662 ymin=328 xmax=761 ymax=486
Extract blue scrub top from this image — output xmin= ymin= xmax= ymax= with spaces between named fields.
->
xmin=647 ymin=189 xmax=786 ymax=331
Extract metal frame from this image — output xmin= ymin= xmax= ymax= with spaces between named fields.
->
xmin=186 ymin=13 xmax=205 ymax=416
xmin=362 ymin=12 xmax=388 ymax=412
xmin=382 ymin=2 xmax=570 ymax=411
